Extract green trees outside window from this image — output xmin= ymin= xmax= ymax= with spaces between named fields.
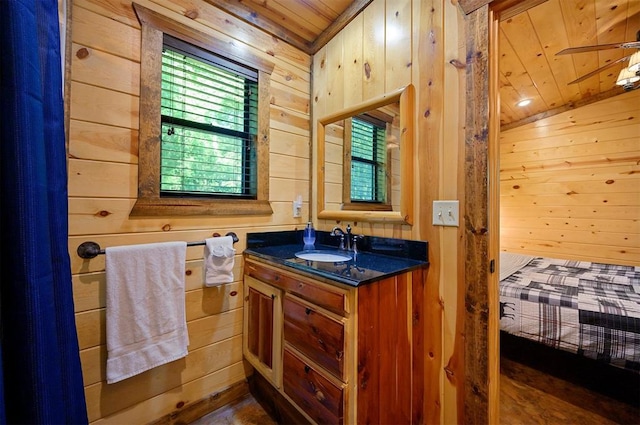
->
xmin=160 ymin=36 xmax=258 ymax=199
xmin=350 ymin=117 xmax=387 ymax=203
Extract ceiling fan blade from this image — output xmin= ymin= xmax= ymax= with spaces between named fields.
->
xmin=567 ymin=55 xmax=631 ymax=85
xmin=557 ymin=41 xmax=640 ymax=55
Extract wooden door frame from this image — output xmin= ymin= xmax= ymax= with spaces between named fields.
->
xmin=460 ymin=1 xmax=540 ymax=423
xmin=462 ymin=4 xmax=496 ymax=424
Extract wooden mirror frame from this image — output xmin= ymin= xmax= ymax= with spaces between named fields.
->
xmin=317 ymin=84 xmax=415 ymax=224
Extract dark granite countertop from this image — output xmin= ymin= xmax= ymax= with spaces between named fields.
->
xmin=244 ymin=229 xmax=428 ymax=287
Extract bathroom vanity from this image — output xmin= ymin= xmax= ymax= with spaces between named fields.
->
xmin=242 ymin=230 xmax=428 ymax=425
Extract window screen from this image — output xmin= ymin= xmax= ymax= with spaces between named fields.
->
xmin=160 ymin=35 xmax=258 ymax=198
xmin=350 ymin=116 xmax=387 ymax=203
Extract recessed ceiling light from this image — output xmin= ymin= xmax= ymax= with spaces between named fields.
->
xmin=516 ymin=99 xmax=531 ymax=107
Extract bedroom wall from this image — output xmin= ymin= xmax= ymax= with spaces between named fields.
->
xmin=312 ymin=1 xmax=466 ymax=423
xmin=67 ymin=0 xmax=310 ymax=422
xmin=499 ymin=89 xmax=640 ymax=266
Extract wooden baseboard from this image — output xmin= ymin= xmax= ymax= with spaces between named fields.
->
xmin=147 ymin=380 xmax=250 ymax=425
xmin=248 ymin=371 xmax=311 ymax=425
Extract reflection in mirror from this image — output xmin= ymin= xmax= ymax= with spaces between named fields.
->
xmin=317 ymin=84 xmax=414 ymax=224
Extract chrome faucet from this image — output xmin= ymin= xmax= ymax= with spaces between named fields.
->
xmin=330 ymin=226 xmax=347 ymax=250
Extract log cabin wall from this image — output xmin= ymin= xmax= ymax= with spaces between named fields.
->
xmin=67 ymin=0 xmax=311 ymax=422
xmin=312 ymin=0 xmax=466 ymax=423
xmin=499 ymin=89 xmax=640 ymax=266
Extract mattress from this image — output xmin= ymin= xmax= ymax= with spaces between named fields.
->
xmin=499 ymin=252 xmax=640 ymax=373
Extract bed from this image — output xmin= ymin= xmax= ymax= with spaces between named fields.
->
xmin=499 ymin=252 xmax=640 ymax=373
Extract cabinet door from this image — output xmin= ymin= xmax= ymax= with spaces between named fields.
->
xmin=243 ymin=275 xmax=283 ymax=388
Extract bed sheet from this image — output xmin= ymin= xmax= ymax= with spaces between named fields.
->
xmin=499 ymin=253 xmax=640 ymax=373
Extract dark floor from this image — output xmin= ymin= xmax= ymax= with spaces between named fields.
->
xmin=188 ymin=392 xmax=276 ymax=425
xmin=193 ymin=337 xmax=640 ymax=424
xmin=500 ymin=333 xmax=639 ymax=425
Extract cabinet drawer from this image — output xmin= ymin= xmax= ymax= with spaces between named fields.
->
xmin=245 ymin=260 xmax=347 ymax=316
xmin=284 ymin=296 xmax=345 ymax=380
xmin=283 ymin=349 xmax=344 ymax=425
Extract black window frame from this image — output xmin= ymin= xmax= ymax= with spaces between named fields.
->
xmin=159 ymin=35 xmax=259 ymax=200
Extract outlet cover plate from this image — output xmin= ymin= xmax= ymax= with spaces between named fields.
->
xmin=433 ymin=200 xmax=459 ymax=227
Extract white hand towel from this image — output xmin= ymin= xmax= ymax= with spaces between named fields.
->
xmin=204 ymin=236 xmax=236 ymax=287
xmin=105 ymin=241 xmax=188 ymax=384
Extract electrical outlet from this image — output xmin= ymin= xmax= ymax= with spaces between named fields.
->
xmin=433 ymin=200 xmax=459 ymax=227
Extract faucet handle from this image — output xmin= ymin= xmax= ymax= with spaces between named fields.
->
xmin=352 ymin=234 xmax=365 ymax=253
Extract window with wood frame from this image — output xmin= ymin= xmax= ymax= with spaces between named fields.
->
xmin=342 ymin=113 xmax=392 ymax=212
xmin=131 ymin=3 xmax=274 ymax=216
xmin=350 ymin=116 xmax=387 ymax=202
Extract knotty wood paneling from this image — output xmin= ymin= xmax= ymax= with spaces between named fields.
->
xmin=500 ymin=89 xmax=640 ymax=266
xmin=68 ymin=0 xmax=311 ymax=422
xmin=312 ymin=2 xmax=465 ymax=423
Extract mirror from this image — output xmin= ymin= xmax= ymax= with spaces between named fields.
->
xmin=317 ymin=84 xmax=414 ymax=224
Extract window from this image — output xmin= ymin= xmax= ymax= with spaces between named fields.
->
xmin=350 ymin=116 xmax=387 ymax=203
xmin=160 ymin=36 xmax=258 ymax=199
xmin=131 ymin=3 xmax=274 ymax=216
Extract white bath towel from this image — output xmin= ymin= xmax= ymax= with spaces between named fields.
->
xmin=105 ymin=241 xmax=188 ymax=384
xmin=204 ymin=236 xmax=236 ymax=287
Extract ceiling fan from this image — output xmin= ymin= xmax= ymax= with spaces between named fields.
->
xmin=556 ymin=30 xmax=640 ymax=90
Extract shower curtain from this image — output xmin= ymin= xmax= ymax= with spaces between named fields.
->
xmin=0 ymin=0 xmax=88 ymax=423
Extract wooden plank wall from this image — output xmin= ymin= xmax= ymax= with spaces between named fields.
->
xmin=499 ymin=89 xmax=640 ymax=266
xmin=67 ymin=0 xmax=311 ymax=422
xmin=312 ymin=1 xmax=466 ymax=423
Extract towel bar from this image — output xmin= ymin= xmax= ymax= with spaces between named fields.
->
xmin=77 ymin=232 xmax=239 ymax=259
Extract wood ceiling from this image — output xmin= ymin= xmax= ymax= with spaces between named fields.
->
xmin=498 ymin=0 xmax=639 ymax=128
xmin=208 ymin=0 xmax=639 ymax=128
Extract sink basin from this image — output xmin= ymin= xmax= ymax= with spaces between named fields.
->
xmin=295 ymin=250 xmax=352 ymax=262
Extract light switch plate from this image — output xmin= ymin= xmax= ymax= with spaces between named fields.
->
xmin=433 ymin=200 xmax=459 ymax=227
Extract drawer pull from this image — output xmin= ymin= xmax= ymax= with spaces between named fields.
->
xmin=336 ymin=351 xmax=343 ymax=360
xmin=315 ymin=390 xmax=325 ymax=402
xmin=305 ymin=307 xmax=312 ymax=315
xmin=304 ymin=365 xmax=310 ymax=374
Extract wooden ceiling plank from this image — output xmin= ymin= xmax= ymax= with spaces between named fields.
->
xmin=625 ymin=1 xmax=640 ymax=42
xmin=241 ymin=0 xmax=320 ymax=42
xmin=498 ymin=28 xmax=544 ymax=115
xmin=310 ymin=0 xmax=373 ymax=54
xmin=300 ymin=0 xmax=353 ymax=19
xmin=500 ymin=85 xmax=628 ymax=131
xmin=498 ymin=72 xmax=526 ymax=125
xmin=501 ymin=13 xmax=565 ymax=110
xmin=559 ymin=0 xmax=601 ymax=97
xmin=267 ymin=0 xmax=332 ymax=34
xmin=527 ymin=0 xmax=582 ymax=104
xmin=595 ymin=0 xmax=629 ymax=92
xmin=203 ymin=0 xmax=313 ymax=53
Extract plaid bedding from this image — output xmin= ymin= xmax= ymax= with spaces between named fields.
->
xmin=499 ymin=255 xmax=640 ymax=373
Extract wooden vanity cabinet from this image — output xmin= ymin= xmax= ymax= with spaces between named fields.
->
xmin=243 ymin=258 xmax=426 ymax=425
xmin=243 ymin=275 xmax=283 ymax=388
